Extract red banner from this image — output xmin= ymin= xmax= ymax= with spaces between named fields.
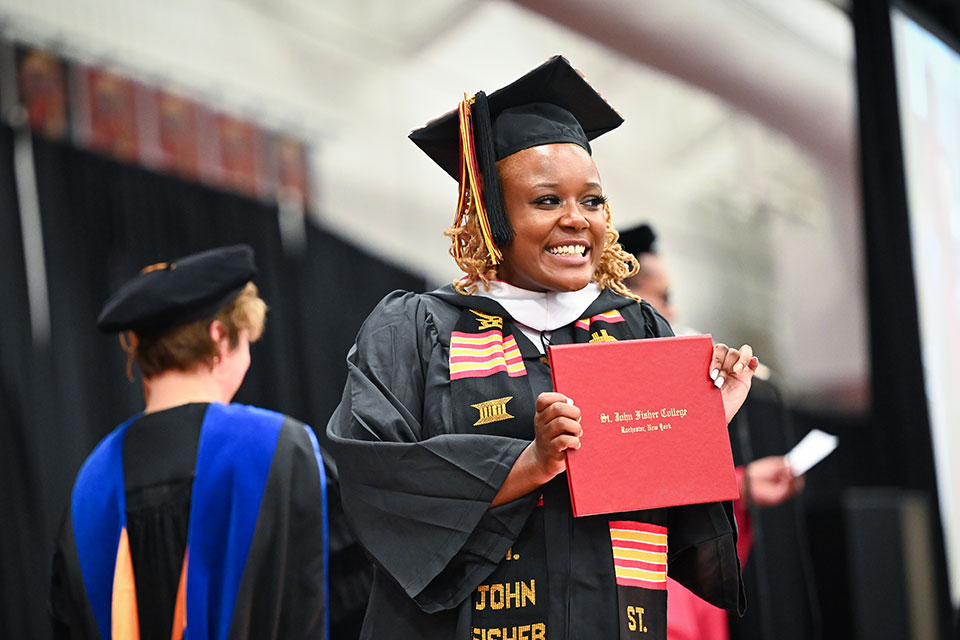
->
xmin=18 ymin=47 xmax=69 ymax=139
xmin=73 ymin=65 xmax=140 ymax=162
xmin=11 ymin=39 xmax=312 ymax=210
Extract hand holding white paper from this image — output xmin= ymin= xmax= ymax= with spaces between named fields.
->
xmin=785 ymin=429 xmax=838 ymax=476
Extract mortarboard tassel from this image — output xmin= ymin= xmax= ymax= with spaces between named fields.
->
xmin=471 ymin=91 xmax=513 ymax=250
xmin=454 ymin=92 xmax=505 ymax=265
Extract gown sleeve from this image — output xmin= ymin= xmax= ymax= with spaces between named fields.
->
xmin=50 ymin=506 xmax=100 ymax=640
xmin=325 ymin=291 xmax=535 ymax=613
xmin=667 ymin=501 xmax=745 ymax=614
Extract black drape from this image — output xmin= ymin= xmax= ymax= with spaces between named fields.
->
xmin=0 ymin=125 xmax=423 ymax=638
xmin=840 ymin=0 xmax=953 ymax=636
xmin=0 ymin=126 xmax=56 ymax=640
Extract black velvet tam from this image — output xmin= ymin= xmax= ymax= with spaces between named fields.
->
xmin=96 ymin=244 xmax=256 ymax=334
xmin=618 ymin=224 xmax=658 ymax=257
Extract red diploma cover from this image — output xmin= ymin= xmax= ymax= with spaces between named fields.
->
xmin=547 ymin=334 xmax=739 ymax=517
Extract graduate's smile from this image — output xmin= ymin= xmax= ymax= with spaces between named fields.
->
xmin=545 ymin=239 xmax=590 ymax=261
xmin=496 ymin=144 xmax=606 ymax=293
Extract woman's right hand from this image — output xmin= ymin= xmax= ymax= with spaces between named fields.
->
xmin=531 ymin=392 xmax=583 ymax=480
xmin=490 ymin=391 xmax=582 ymax=507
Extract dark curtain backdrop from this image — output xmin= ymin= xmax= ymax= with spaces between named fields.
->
xmin=0 ymin=126 xmax=54 ymax=640
xmin=0 ymin=125 xmax=425 ymax=638
xmin=828 ymin=0 xmax=955 ymax=637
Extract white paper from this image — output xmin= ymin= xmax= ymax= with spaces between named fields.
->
xmin=785 ymin=428 xmax=838 ymax=476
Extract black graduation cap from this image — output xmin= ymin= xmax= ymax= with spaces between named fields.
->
xmin=409 ymin=55 xmax=623 ymax=265
xmin=618 ymin=224 xmax=658 ymax=257
xmin=96 ymin=244 xmax=257 ymax=334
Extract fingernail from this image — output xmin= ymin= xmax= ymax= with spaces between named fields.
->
xmin=710 ymin=369 xmax=719 ymax=381
xmin=566 ymin=396 xmax=574 ymax=405
xmin=714 ymin=376 xmax=724 ymax=389
xmin=733 ymin=363 xmax=743 ymax=374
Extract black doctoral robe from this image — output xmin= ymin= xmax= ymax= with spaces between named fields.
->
xmin=51 ymin=402 xmax=329 ymax=640
xmin=327 ymin=284 xmax=744 ymax=640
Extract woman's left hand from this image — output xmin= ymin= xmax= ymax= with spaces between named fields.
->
xmin=710 ymin=343 xmax=760 ymax=423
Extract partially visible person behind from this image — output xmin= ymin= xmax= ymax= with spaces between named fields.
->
xmin=50 ymin=245 xmax=328 ymax=640
xmin=619 ymin=224 xmax=803 ymax=640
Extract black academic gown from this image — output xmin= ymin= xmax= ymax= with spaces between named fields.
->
xmin=51 ymin=402 xmax=329 ymax=640
xmin=327 ymin=284 xmax=744 ymax=640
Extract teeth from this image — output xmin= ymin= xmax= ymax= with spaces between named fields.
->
xmin=548 ymin=245 xmax=586 ymax=256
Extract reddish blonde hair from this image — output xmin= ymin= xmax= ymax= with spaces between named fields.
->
xmin=126 ymin=282 xmax=266 ymax=379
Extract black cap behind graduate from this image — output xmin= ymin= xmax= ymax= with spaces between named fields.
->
xmin=409 ymin=55 xmax=623 ymax=265
xmin=618 ymin=224 xmax=658 ymax=258
xmin=97 ymin=244 xmax=257 ymax=334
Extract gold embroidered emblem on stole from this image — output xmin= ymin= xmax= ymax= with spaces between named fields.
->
xmin=471 ymin=396 xmax=515 ymax=426
xmin=589 ymin=329 xmax=617 ymax=343
xmin=471 ymin=309 xmax=503 ymax=330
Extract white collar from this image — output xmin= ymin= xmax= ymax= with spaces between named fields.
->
xmin=473 ymin=280 xmax=602 ymax=332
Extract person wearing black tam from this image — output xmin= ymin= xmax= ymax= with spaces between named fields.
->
xmin=328 ymin=56 xmax=759 ymax=639
xmin=50 ymin=245 xmax=330 ymax=640
xmin=618 ymin=223 xmax=658 ymax=257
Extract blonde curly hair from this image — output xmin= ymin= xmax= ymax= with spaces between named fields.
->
xmin=444 ymin=198 xmax=641 ymax=301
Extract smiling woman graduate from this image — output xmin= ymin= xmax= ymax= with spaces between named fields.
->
xmin=50 ymin=245 xmax=329 ymax=640
xmin=327 ymin=56 xmax=759 ymax=640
